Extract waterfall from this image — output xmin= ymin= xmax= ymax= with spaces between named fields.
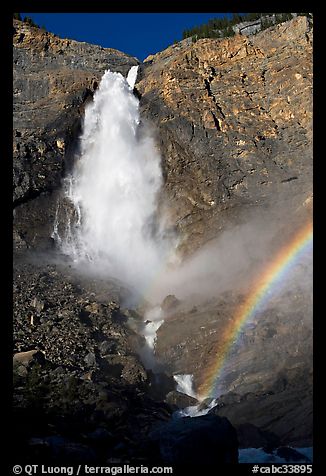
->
xmin=55 ymin=66 xmax=174 ymax=294
xmin=173 ymin=374 xmax=197 ymax=399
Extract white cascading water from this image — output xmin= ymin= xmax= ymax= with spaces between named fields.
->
xmin=173 ymin=374 xmax=197 ymax=399
xmin=54 ymin=66 xmax=214 ymax=413
xmin=172 ymin=373 xmax=218 ymax=418
xmin=138 ymin=306 xmax=164 ymax=369
xmin=143 ymin=306 xmax=164 ymax=350
xmin=58 ymin=66 xmax=173 ymax=294
xmin=175 ymin=398 xmax=217 ymax=418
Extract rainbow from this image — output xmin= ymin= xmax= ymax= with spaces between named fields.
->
xmin=198 ymin=220 xmax=313 ymax=400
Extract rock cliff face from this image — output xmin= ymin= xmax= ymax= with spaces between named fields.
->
xmin=12 ymin=15 xmax=313 ymax=461
xmin=137 ymin=16 xmax=312 ymax=254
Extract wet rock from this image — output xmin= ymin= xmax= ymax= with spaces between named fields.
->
xmin=210 ymin=370 xmax=313 ymax=447
xmin=236 ymin=423 xmax=281 ymax=449
xmin=149 ymin=414 xmax=238 ymax=464
xmin=165 ymin=390 xmax=198 ymax=409
xmin=197 ymin=397 xmax=216 ymax=412
xmin=216 ymin=392 xmax=242 ymax=407
xmin=276 ymin=446 xmax=311 ymax=462
xmin=146 ymin=370 xmax=176 ymax=401
xmin=28 ymin=436 xmax=97 ymax=464
xmin=155 ymin=289 xmax=313 ymax=446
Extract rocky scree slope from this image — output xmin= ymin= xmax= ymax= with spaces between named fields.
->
xmin=13 ymin=257 xmax=176 ymax=463
xmin=13 ymin=257 xmax=239 ymax=463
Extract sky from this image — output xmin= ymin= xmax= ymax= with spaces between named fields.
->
xmin=19 ymin=13 xmax=233 ymax=61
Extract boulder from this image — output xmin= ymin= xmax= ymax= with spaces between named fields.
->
xmin=236 ymin=423 xmax=281 ymax=449
xmin=165 ymin=390 xmax=198 ymax=409
xmin=13 ymin=349 xmax=45 ymax=366
xmin=149 ymin=414 xmax=238 ymax=464
xmin=84 ymin=352 xmax=96 ymax=368
xmin=161 ymin=295 xmax=181 ymax=312
xmin=146 ymin=370 xmax=176 ymax=401
xmin=276 ymin=446 xmax=311 ymax=462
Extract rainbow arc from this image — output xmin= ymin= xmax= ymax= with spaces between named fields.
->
xmin=198 ymin=220 xmax=313 ymax=400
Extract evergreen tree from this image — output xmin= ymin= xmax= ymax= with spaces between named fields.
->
xmin=232 ymin=13 xmax=241 ymax=23
xmin=261 ymin=17 xmax=274 ymax=30
xmin=223 ymin=25 xmax=235 ymax=37
xmin=181 ymin=12 xmax=303 ymax=42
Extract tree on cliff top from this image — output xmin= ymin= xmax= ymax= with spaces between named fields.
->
xmin=182 ymin=13 xmax=310 ymax=40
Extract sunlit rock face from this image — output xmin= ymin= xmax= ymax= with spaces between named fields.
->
xmin=137 ymin=16 xmax=312 ymax=256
